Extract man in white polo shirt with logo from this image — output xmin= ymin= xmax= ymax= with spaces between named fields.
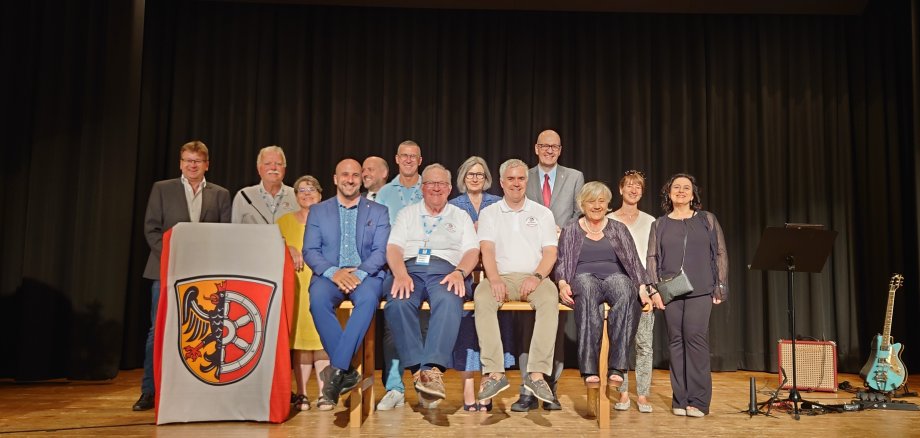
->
xmin=474 ymin=158 xmax=559 ymax=405
xmin=383 ymin=163 xmax=480 ymax=405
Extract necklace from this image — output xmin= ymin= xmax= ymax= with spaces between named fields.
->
xmin=583 ymin=218 xmax=606 ymax=235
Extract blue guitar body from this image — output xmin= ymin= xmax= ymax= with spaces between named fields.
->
xmin=860 ymin=335 xmax=908 ymax=392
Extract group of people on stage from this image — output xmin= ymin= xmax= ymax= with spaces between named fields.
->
xmin=135 ymin=130 xmax=729 ymax=419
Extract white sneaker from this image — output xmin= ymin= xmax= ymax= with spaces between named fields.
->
xmin=376 ymin=390 xmax=405 ymax=410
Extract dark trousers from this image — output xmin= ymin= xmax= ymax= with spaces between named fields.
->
xmin=310 ymin=275 xmax=383 ymax=370
xmin=383 ymin=258 xmax=466 ymax=371
xmin=141 ymin=280 xmax=160 ymax=394
xmin=664 ymin=294 xmax=713 ymax=413
xmin=572 ymin=272 xmax=639 ymax=376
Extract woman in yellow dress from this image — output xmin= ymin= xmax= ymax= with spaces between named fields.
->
xmin=278 ymin=175 xmax=330 ymax=410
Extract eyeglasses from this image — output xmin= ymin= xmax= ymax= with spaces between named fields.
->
xmin=397 ymin=153 xmax=420 ymax=161
xmin=624 ymin=170 xmax=645 ymax=178
xmin=422 ymin=181 xmax=450 ymax=189
xmin=465 ymin=172 xmax=486 ymax=180
xmin=181 ymin=158 xmax=207 ymax=165
xmin=537 ymin=144 xmax=561 ymax=151
xmin=297 ymin=187 xmax=318 ymax=194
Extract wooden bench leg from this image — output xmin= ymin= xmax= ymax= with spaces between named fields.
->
xmin=597 ymin=309 xmax=611 ymax=429
xmin=347 ymin=309 xmax=376 ymax=428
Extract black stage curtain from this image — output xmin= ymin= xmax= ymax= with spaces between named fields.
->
xmin=2 ymin=0 xmax=917 ymax=380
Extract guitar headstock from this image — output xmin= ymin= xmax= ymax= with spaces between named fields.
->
xmin=889 ymin=274 xmax=904 ymax=290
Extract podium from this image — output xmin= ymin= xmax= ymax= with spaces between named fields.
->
xmin=749 ymin=224 xmax=837 ymax=419
xmin=153 ymin=223 xmax=295 ymax=424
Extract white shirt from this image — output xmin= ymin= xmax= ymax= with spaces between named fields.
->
xmin=180 ymin=175 xmax=206 ymax=223
xmin=478 ymin=198 xmax=557 ymax=274
xmin=609 ymin=210 xmax=655 ymax=269
xmin=388 ymin=202 xmax=478 ymax=267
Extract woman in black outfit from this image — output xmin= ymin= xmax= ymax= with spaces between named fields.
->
xmin=647 ymin=174 xmax=728 ymax=418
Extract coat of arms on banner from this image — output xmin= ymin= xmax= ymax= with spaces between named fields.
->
xmin=174 ymin=277 xmax=276 ymax=385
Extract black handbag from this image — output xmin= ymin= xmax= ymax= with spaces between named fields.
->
xmin=655 ymin=223 xmax=693 ymax=304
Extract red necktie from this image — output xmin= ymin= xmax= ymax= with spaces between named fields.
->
xmin=542 ymin=174 xmax=552 ymax=207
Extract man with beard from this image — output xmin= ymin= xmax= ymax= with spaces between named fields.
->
xmin=232 ymin=145 xmax=298 ymax=224
xmin=362 ymin=156 xmax=389 ymax=201
xmin=304 ymin=159 xmax=390 ymax=407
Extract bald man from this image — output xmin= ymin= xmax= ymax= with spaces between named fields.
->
xmin=305 ymin=158 xmax=391 ymax=407
xmin=362 ymin=156 xmax=389 ymax=201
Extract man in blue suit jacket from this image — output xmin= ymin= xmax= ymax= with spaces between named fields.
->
xmin=305 ymin=158 xmax=391 ymax=407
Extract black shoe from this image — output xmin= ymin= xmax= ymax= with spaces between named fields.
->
xmin=321 ymin=367 xmax=361 ymax=404
xmin=542 ymin=398 xmax=562 ymax=410
xmin=510 ymin=394 xmax=538 ymax=412
xmin=132 ymin=392 xmax=154 ymax=411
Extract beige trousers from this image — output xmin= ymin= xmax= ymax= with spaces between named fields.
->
xmin=474 ymin=272 xmax=559 ymax=375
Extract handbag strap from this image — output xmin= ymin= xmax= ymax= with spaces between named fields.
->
xmin=677 ymin=220 xmax=688 ymax=272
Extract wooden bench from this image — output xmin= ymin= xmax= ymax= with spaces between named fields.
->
xmin=335 ymin=299 xmax=611 ymax=429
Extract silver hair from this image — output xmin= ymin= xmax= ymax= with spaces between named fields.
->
xmin=498 ymin=158 xmax=528 ymax=179
xmin=421 ymin=163 xmax=451 ymax=183
xmin=576 ymin=181 xmax=614 ymax=213
xmin=455 ymin=156 xmax=492 ymax=193
xmin=256 ymin=145 xmax=287 ymax=169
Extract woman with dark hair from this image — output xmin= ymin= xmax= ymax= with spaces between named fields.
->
xmin=647 ymin=173 xmax=729 ymax=418
xmin=556 ymin=182 xmax=652 ymax=396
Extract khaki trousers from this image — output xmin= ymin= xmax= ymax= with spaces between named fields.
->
xmin=474 ymin=273 xmax=559 ymax=375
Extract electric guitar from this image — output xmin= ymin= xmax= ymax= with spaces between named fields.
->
xmin=859 ymin=274 xmax=907 ymax=392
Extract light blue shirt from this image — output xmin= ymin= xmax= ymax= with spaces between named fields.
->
xmin=537 ymin=165 xmax=558 ymax=195
xmin=375 ymin=175 xmax=423 ymax=224
xmin=321 ymin=198 xmax=368 ymax=281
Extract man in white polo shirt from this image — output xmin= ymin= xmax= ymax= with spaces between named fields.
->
xmin=474 ymin=158 xmax=559 ymax=404
xmin=383 ymin=163 xmax=480 ymax=404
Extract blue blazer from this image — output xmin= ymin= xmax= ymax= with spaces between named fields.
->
xmin=303 ymin=196 xmax=391 ymax=279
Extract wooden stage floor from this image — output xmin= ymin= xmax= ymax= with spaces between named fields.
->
xmin=1 ymin=369 xmax=918 ymax=436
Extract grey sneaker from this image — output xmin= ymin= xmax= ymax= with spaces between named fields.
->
xmin=614 ymin=399 xmax=631 ymax=411
xmin=477 ymin=373 xmax=510 ymax=402
xmin=376 ymin=389 xmax=405 ymax=411
xmin=415 ymin=368 xmax=446 ymax=399
xmin=673 ymin=407 xmax=687 ymax=416
xmin=523 ymin=375 xmax=555 ymax=404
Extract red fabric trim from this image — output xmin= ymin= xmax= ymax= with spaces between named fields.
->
xmin=152 ymin=228 xmax=173 ymax=423
xmin=268 ymin=246 xmax=295 ymax=423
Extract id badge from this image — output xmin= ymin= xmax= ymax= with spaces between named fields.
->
xmin=417 ymin=248 xmax=432 ymax=265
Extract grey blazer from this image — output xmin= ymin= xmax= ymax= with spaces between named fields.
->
xmin=143 ymin=178 xmax=232 ymax=279
xmin=526 ymin=164 xmax=585 ymax=227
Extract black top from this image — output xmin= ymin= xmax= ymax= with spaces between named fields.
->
xmin=576 ymin=235 xmax=625 ymax=278
xmin=659 ymin=214 xmax=715 ymax=298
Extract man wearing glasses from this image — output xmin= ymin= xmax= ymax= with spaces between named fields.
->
xmin=382 ymin=164 xmax=479 ymax=406
xmin=374 ymin=140 xmax=434 ymax=410
xmin=134 ymin=140 xmax=231 ymax=411
xmin=513 ymin=129 xmax=585 ymax=411
xmin=231 ymin=145 xmax=298 ymax=224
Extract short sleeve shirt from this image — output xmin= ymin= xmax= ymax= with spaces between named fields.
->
xmin=477 ymin=198 xmax=557 ymax=274
xmin=388 ymin=202 xmax=478 ymax=266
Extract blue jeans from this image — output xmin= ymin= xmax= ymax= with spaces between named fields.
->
xmin=383 ymin=258 xmax=466 ymax=371
xmin=141 ymin=280 xmax=160 ymax=395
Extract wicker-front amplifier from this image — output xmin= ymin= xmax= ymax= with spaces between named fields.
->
xmin=777 ymin=340 xmax=838 ymax=392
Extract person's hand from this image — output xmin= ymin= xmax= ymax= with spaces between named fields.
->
xmin=520 ymin=275 xmax=541 ymax=300
xmin=648 ymin=287 xmax=665 ymax=310
xmin=332 ymin=267 xmax=360 ymax=293
xmin=439 ymin=270 xmax=466 ymax=297
xmin=390 ymin=273 xmax=414 ymax=299
xmin=559 ymin=282 xmax=574 ymax=306
xmin=488 ymin=277 xmax=508 ymax=303
xmin=288 ymin=245 xmax=304 ymax=272
xmin=713 ymin=297 xmax=723 ymax=305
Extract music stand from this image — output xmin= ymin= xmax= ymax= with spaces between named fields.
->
xmin=749 ymin=224 xmax=837 ymax=420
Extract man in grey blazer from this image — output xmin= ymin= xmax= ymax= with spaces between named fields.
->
xmin=514 ymin=129 xmax=585 ymax=411
xmin=134 ymin=141 xmax=231 ymax=411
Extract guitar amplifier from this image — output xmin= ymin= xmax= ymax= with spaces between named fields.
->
xmin=777 ymin=340 xmax=838 ymax=392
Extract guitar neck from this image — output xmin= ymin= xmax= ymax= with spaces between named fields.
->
xmin=880 ymin=275 xmax=903 ymax=350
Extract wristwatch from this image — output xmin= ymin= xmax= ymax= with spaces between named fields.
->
xmin=455 ymin=268 xmax=467 ymax=277
xmin=532 ymin=272 xmax=544 ymax=280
